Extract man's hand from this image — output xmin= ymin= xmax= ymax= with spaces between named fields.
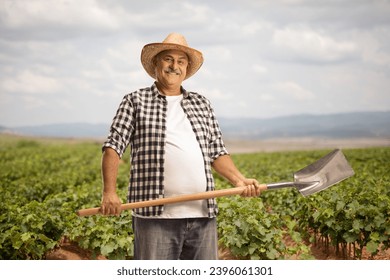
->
xmin=100 ymin=191 xmax=122 ymax=216
xmin=211 ymin=155 xmax=263 ymax=198
xmin=236 ymin=178 xmax=262 ymax=197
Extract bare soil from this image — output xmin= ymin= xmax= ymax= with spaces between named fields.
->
xmin=45 ymin=237 xmax=107 ymax=260
xmin=46 ymin=237 xmax=390 ymax=260
xmin=224 ymin=137 xmax=390 ymax=154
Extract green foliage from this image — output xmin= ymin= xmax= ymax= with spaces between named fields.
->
xmin=0 ymin=138 xmax=131 ymax=259
xmin=224 ymin=148 xmax=390 ymax=259
xmin=217 ymin=196 xmax=311 ymax=260
xmin=0 ymin=135 xmax=389 ymax=260
xmin=293 ymin=148 xmax=390 ymax=258
xmin=68 ymin=211 xmax=134 ymax=259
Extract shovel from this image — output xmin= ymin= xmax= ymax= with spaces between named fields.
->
xmin=77 ymin=149 xmax=354 ymax=217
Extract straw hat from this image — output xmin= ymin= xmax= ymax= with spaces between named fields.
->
xmin=141 ymin=33 xmax=204 ymax=80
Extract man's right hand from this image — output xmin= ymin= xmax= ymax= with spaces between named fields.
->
xmin=100 ymin=191 xmax=122 ymax=216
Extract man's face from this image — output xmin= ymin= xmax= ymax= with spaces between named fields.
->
xmin=154 ymin=49 xmax=189 ymax=88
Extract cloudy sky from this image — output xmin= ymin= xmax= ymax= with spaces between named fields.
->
xmin=1 ymin=0 xmax=389 ymax=126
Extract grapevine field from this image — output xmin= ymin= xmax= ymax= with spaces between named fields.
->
xmin=0 ymin=134 xmax=389 ymax=260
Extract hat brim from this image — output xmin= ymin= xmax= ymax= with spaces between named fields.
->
xmin=141 ymin=43 xmax=203 ymax=80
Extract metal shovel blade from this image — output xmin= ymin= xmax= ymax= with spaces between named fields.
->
xmin=293 ymin=149 xmax=355 ymax=196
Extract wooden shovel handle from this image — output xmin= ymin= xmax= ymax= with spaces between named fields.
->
xmin=76 ymin=184 xmax=267 ymax=217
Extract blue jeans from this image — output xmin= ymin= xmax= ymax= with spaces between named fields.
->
xmin=132 ymin=216 xmax=218 ymax=260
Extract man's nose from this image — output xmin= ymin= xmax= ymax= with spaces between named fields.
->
xmin=169 ymin=60 xmax=178 ymax=69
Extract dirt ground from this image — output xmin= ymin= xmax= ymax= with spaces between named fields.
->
xmin=308 ymin=243 xmax=390 ymax=260
xmin=45 ymin=238 xmax=107 ymax=260
xmin=224 ymin=137 xmax=390 ymax=154
xmin=46 ymin=237 xmax=390 ymax=260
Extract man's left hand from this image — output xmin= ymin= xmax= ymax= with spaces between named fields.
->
xmin=237 ymin=179 xmax=262 ymax=197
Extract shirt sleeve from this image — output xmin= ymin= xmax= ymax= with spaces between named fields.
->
xmin=102 ymin=94 xmax=135 ymax=158
xmin=207 ymin=101 xmax=229 ymax=162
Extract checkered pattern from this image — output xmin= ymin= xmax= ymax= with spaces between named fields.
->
xmin=103 ymin=83 xmax=228 ymax=217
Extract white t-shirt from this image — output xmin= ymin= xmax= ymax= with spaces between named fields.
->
xmin=158 ymin=94 xmax=208 ymax=218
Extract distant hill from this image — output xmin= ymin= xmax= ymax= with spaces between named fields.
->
xmin=1 ymin=111 xmax=389 ymax=139
xmin=1 ymin=123 xmax=110 ymax=138
xmin=219 ymin=111 xmax=390 ymax=139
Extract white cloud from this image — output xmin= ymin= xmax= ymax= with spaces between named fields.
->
xmin=0 ymin=70 xmax=61 ymax=94
xmin=273 ymin=81 xmax=315 ymax=100
xmin=21 ymin=95 xmax=47 ymax=109
xmin=356 ymin=29 xmax=390 ymax=66
xmin=271 ymin=27 xmax=358 ymax=63
xmin=204 ymin=46 xmax=232 ymax=62
xmin=1 ymin=0 xmax=120 ymax=31
xmin=242 ymin=20 xmax=268 ymax=35
xmin=0 ymin=0 xmax=389 ymax=125
xmin=252 ymin=64 xmax=268 ymax=75
xmin=258 ymin=94 xmax=275 ymax=101
xmin=180 ymin=2 xmax=213 ymax=25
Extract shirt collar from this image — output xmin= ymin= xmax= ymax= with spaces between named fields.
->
xmin=151 ymin=82 xmax=189 ymax=99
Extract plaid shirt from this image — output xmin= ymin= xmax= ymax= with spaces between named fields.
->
xmin=103 ymin=83 xmax=228 ymax=217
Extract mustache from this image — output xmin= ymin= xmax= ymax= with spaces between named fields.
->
xmin=164 ymin=67 xmax=181 ymax=75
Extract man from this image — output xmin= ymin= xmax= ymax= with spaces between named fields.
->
xmin=100 ymin=33 xmax=261 ymax=260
